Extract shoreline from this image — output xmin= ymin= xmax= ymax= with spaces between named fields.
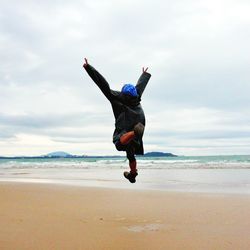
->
xmin=1 ymin=167 xmax=250 ymax=195
xmin=1 ymin=182 xmax=250 ymax=249
xmin=1 ymin=179 xmax=250 ymax=197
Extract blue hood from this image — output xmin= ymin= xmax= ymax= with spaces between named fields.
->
xmin=121 ymin=84 xmax=138 ymax=97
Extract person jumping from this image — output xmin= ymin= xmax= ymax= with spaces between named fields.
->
xmin=83 ymin=58 xmax=151 ymax=183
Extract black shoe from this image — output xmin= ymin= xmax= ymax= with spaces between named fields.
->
xmin=134 ymin=123 xmax=144 ymax=138
xmin=124 ymin=171 xmax=138 ymax=183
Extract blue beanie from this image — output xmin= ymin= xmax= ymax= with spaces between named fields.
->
xmin=121 ymin=84 xmax=138 ymax=97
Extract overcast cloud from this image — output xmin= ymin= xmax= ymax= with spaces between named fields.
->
xmin=0 ymin=0 xmax=250 ymax=156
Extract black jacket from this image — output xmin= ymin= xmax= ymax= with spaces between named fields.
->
xmin=84 ymin=64 xmax=151 ymax=155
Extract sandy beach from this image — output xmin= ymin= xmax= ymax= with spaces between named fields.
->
xmin=0 ymin=182 xmax=250 ymax=250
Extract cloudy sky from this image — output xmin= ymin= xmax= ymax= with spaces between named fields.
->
xmin=0 ymin=0 xmax=250 ymax=156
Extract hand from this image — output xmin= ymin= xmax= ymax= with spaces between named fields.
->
xmin=142 ymin=67 xmax=148 ymax=73
xmin=83 ymin=58 xmax=88 ymax=68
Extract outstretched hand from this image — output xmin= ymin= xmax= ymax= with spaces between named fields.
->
xmin=142 ymin=67 xmax=148 ymax=73
xmin=83 ymin=58 xmax=88 ymax=68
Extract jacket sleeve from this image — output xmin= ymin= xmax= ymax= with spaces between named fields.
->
xmin=135 ymin=72 xmax=151 ymax=97
xmin=84 ymin=64 xmax=112 ymax=101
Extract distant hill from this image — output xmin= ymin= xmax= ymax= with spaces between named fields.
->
xmin=0 ymin=151 xmax=177 ymax=159
xmin=44 ymin=151 xmax=177 ymax=158
xmin=143 ymin=152 xmax=177 ymax=157
xmin=45 ymin=151 xmax=72 ymax=157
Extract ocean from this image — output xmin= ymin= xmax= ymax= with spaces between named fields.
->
xmin=1 ymin=155 xmax=250 ymax=194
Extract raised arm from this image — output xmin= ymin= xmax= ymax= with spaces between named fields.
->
xmin=83 ymin=58 xmax=112 ymax=101
xmin=135 ymin=67 xmax=151 ymax=97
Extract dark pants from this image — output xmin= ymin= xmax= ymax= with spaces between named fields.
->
xmin=115 ymin=140 xmax=136 ymax=162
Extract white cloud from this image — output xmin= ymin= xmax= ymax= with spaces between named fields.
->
xmin=0 ymin=0 xmax=250 ymax=155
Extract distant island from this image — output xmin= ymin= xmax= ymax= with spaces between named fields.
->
xmin=45 ymin=151 xmax=73 ymax=157
xmin=143 ymin=152 xmax=177 ymax=157
xmin=0 ymin=151 xmax=177 ymax=159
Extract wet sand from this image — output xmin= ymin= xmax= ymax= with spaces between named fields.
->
xmin=0 ymin=182 xmax=250 ymax=250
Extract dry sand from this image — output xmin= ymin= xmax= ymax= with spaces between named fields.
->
xmin=0 ymin=182 xmax=250 ymax=250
